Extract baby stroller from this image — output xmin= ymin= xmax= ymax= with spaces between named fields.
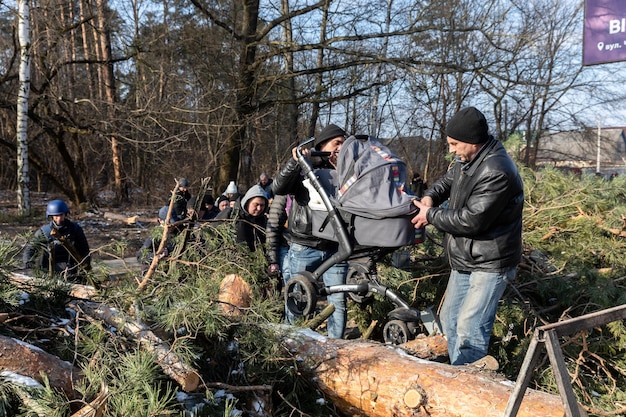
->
xmin=284 ymin=135 xmax=431 ymax=344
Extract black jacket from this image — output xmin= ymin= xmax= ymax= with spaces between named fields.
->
xmin=272 ymin=157 xmax=337 ymax=250
xmin=266 ymin=194 xmax=291 ymax=264
xmin=23 ymin=219 xmax=91 ymax=270
xmin=424 ymin=138 xmax=523 ymax=272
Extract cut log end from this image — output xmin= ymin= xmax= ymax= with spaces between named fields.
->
xmin=403 ymin=387 xmax=425 ymax=408
xmin=218 ymin=274 xmax=252 ymax=317
xmin=180 ymin=371 xmax=200 ymax=392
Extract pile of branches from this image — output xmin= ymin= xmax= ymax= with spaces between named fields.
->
xmin=0 ymin=223 xmax=333 ymax=416
xmin=0 ymin=167 xmax=625 ymax=416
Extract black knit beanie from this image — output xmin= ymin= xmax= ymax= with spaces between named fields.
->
xmin=314 ymin=124 xmax=346 ymax=150
xmin=446 ymin=107 xmax=489 ymax=144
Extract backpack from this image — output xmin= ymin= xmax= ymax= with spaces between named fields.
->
xmin=310 ymin=135 xmax=421 ymax=247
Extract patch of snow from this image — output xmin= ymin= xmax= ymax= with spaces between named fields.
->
xmin=249 ymin=397 xmax=266 ymax=414
xmin=315 ymin=398 xmax=326 ymax=405
xmin=0 ymin=371 xmax=43 ymax=389
xmin=12 ymin=338 xmax=44 ymax=353
xmin=19 ymin=292 xmax=29 ymax=305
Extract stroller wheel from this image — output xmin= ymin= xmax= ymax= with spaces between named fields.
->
xmin=383 ymin=320 xmax=410 ymax=345
xmin=285 ymin=274 xmax=318 ymax=317
xmin=346 ymin=263 xmax=373 ymax=304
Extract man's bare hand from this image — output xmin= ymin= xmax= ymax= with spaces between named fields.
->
xmin=292 ymin=146 xmax=311 ymax=161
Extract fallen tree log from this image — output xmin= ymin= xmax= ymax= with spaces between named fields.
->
xmin=102 ymin=212 xmax=156 ymax=225
xmin=72 ymin=301 xmax=200 ymax=392
xmin=398 ymin=334 xmax=448 ymax=361
xmin=10 ymin=271 xmax=97 ymax=299
xmin=279 ymin=327 xmax=580 ymax=417
xmin=0 ymin=335 xmax=80 ymax=399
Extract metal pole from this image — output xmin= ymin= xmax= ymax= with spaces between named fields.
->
xmin=597 ymin=120 xmax=601 ymax=174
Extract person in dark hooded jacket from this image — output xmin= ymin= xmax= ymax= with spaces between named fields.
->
xmin=217 ymin=185 xmax=269 ymax=251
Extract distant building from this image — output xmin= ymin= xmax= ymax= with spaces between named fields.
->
xmin=529 ymin=128 xmax=626 ymax=176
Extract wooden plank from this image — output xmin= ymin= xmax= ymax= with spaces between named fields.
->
xmin=503 ymin=331 xmax=544 ymax=417
xmin=538 ymin=304 xmax=626 ymax=337
xmin=544 ymin=329 xmax=583 ymax=417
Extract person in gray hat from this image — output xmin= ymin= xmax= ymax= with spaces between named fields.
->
xmin=411 ymin=107 xmax=523 ymax=368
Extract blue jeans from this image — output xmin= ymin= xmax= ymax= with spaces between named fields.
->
xmin=440 ymin=268 xmax=515 ymax=365
xmin=283 ymin=243 xmax=348 ymax=339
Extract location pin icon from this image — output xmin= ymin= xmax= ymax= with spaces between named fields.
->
xmin=597 ymin=42 xmax=604 ymax=51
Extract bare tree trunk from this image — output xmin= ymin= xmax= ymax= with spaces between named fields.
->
xmin=16 ymin=0 xmax=31 ymax=216
xmin=218 ymin=0 xmax=260 ymax=190
xmin=308 ymin=0 xmax=330 ymax=136
xmin=95 ymin=0 xmax=125 ymax=202
xmin=79 ymin=0 xmax=96 ymax=100
xmin=368 ymin=0 xmax=393 ymax=137
xmin=280 ymin=0 xmax=299 ymax=138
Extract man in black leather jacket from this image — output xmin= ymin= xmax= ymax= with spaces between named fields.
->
xmin=272 ymin=124 xmax=348 ymax=338
xmin=412 ymin=107 xmax=523 ymax=367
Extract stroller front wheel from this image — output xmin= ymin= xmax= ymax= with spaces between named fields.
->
xmin=285 ymin=274 xmax=318 ymax=317
xmin=383 ymin=319 xmax=410 ymax=345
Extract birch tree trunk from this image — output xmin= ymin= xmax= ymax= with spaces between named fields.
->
xmin=16 ymin=0 xmax=31 ymax=216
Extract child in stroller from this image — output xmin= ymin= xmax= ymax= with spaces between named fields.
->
xmin=284 ymin=135 xmax=431 ymax=344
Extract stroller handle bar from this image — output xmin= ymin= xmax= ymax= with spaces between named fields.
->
xmin=295 ymin=137 xmax=353 ymax=279
xmin=295 ymin=137 xmax=331 ymax=158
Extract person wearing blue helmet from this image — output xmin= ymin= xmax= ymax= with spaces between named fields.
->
xmin=23 ymin=199 xmax=91 ymax=280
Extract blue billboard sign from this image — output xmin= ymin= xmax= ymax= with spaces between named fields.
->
xmin=583 ymin=0 xmax=626 ymax=65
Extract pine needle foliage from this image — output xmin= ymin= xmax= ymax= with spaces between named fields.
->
xmin=0 ymin=233 xmax=22 ymax=308
xmin=493 ymin=167 xmax=626 ymax=416
xmin=3 ymin=167 xmax=626 ymax=415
